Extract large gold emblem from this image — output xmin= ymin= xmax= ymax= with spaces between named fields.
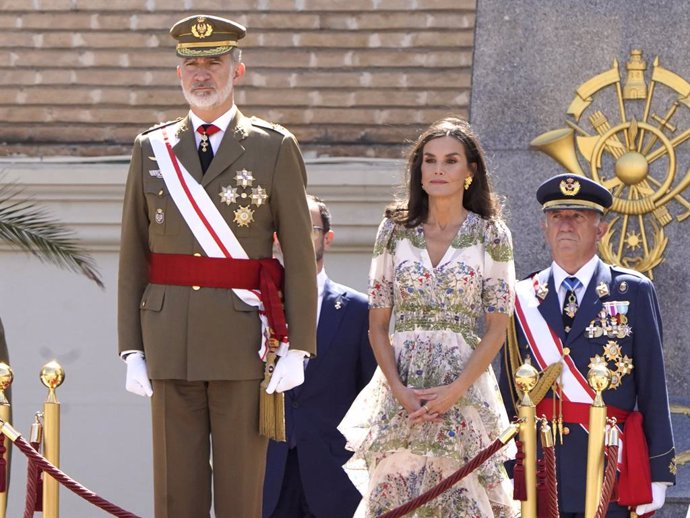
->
xmin=531 ymin=49 xmax=690 ymax=277
xmin=191 ymin=17 xmax=214 ymax=39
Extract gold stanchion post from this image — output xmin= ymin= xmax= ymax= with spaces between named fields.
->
xmin=40 ymin=361 xmax=65 ymax=518
xmin=584 ymin=360 xmax=611 ymax=518
xmin=515 ymin=358 xmax=540 ymax=518
xmin=0 ymin=363 xmax=13 ymax=518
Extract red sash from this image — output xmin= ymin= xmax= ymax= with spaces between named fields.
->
xmin=537 ymin=399 xmax=652 ymax=506
xmin=148 ymin=253 xmax=288 ymax=343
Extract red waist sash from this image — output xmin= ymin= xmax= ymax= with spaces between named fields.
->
xmin=536 ymin=398 xmax=652 ymax=507
xmin=148 ymin=252 xmax=287 ymax=342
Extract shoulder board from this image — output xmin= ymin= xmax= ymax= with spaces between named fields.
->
xmin=249 ymin=116 xmax=293 ymax=137
xmin=141 ymin=117 xmax=184 ymax=136
xmin=609 ymin=263 xmax=648 ymax=280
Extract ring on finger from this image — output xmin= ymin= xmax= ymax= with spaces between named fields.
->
xmin=422 ymin=404 xmax=430 ymax=412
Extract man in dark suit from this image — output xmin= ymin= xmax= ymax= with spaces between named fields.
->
xmin=118 ymin=14 xmax=317 ymax=518
xmin=263 ymin=195 xmax=377 ymax=518
xmin=500 ymin=174 xmax=675 ymax=517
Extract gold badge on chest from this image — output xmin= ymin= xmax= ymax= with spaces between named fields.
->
xmin=218 ymin=169 xmax=268 ymax=227
xmin=586 ymin=300 xmax=634 ymax=390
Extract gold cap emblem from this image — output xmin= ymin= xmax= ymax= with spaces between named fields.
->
xmin=191 ymin=17 xmax=214 ymax=39
xmin=559 ymin=177 xmax=581 ymax=197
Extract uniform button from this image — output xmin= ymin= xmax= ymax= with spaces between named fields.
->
xmin=141 ymin=301 xmax=146 ymax=308
xmin=193 ymin=252 xmax=201 ymax=257
xmin=192 ymin=286 xmax=200 ymax=291
xmin=158 ymin=189 xmax=164 ymax=197
xmin=563 ymin=426 xmax=570 ymax=435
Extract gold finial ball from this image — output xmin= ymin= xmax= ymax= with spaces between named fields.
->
xmin=40 ymin=360 xmax=65 ymax=390
xmin=0 ymin=362 xmax=13 ymax=391
xmin=587 ymin=363 xmax=611 ymax=393
xmin=514 ymin=360 xmax=540 ymax=394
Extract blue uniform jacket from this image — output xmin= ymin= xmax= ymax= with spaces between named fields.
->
xmin=499 ymin=258 xmax=675 ymax=514
xmin=263 ymin=279 xmax=377 ymax=518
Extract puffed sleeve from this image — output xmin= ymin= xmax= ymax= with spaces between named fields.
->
xmin=482 ymin=218 xmax=516 ymax=315
xmin=368 ymin=217 xmax=397 ymax=309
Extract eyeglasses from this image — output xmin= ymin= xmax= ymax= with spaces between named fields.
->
xmin=311 ymin=226 xmax=324 ymax=239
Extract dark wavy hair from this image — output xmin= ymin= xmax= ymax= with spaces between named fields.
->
xmin=386 ymin=116 xmax=501 ymax=227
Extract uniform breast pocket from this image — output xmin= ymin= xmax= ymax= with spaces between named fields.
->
xmin=144 ymin=184 xmax=180 ymax=236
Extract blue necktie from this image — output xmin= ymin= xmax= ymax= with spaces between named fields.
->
xmin=561 ymin=276 xmax=582 ymax=334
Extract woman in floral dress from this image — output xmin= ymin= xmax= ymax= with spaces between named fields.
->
xmin=341 ymin=117 xmax=518 ymax=517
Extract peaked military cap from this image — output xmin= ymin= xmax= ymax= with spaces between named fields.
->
xmin=536 ymin=173 xmax=613 ymax=213
xmin=170 ymin=15 xmax=246 ymax=58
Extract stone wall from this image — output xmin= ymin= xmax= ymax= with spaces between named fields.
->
xmin=0 ymin=0 xmax=475 ymax=158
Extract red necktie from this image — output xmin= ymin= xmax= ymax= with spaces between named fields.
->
xmin=197 ymin=124 xmax=220 ymax=174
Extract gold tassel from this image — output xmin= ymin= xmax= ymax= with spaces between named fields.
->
xmin=259 ymin=350 xmax=287 ymax=441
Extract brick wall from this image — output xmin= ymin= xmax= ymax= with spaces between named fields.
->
xmin=0 ymin=1 xmax=475 ymax=158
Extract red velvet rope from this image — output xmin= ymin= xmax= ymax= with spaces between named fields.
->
xmin=543 ymin=445 xmax=560 ymax=518
xmin=12 ymin=434 xmax=142 ymax=518
xmin=594 ymin=444 xmax=620 ymax=518
xmin=23 ymin=458 xmax=39 ymax=518
xmin=376 ymin=437 xmax=507 ymax=518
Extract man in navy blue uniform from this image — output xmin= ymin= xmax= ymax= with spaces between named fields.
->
xmin=263 ymin=195 xmax=377 ymax=518
xmin=500 ymin=174 xmax=676 ymax=517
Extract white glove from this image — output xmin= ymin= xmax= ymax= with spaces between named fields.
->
xmin=635 ymin=481 xmax=668 ymax=515
xmin=125 ymin=352 xmax=153 ymax=397
xmin=265 ymin=350 xmax=307 ymax=394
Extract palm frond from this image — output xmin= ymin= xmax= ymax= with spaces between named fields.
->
xmin=0 ymin=181 xmax=104 ymax=288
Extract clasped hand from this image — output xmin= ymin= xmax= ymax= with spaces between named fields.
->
xmin=395 ymin=384 xmax=463 ymax=425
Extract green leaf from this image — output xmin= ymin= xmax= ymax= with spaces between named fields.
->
xmin=0 ymin=181 xmax=104 ymax=288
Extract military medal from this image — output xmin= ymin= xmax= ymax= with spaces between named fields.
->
xmin=603 ymin=340 xmax=622 ymax=360
xmin=235 ymin=169 xmax=254 ymax=187
xmin=595 ymin=282 xmax=609 ymax=298
xmin=199 ymin=133 xmax=211 ymax=153
xmin=251 ymin=186 xmax=268 ymax=206
xmin=564 ymin=293 xmax=578 ymax=318
xmin=233 ymin=206 xmax=255 ymax=227
xmin=536 ymin=282 xmax=549 ymax=300
xmin=219 ymin=186 xmax=239 ymax=205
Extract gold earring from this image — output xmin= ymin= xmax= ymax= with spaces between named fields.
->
xmin=464 ymin=177 xmax=473 ymax=190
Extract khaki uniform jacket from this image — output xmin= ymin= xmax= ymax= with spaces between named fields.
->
xmin=118 ymin=110 xmax=317 ymax=381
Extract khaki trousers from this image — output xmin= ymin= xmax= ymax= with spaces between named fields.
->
xmin=151 ymin=379 xmax=268 ymax=518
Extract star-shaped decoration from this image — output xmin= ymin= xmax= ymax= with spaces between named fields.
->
xmin=250 ymin=186 xmax=268 ymax=207
xmin=616 ymin=324 xmax=632 ymax=338
xmin=334 ymin=300 xmax=342 ymax=310
xmin=615 ymin=355 xmax=634 ymax=376
xmin=603 ymin=340 xmax=622 ymax=361
xmin=219 ymin=186 xmax=239 ymax=206
xmin=235 ymin=169 xmax=254 ymax=188
xmin=233 ymin=205 xmax=255 ymax=227
xmin=609 ymin=371 xmax=623 ymax=390
xmin=588 ymin=354 xmax=608 ymax=370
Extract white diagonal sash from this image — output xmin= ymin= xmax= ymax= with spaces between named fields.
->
xmin=515 ymin=275 xmax=624 ymax=461
xmin=147 ymin=123 xmax=280 ymax=359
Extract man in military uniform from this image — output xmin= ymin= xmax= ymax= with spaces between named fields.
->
xmin=117 ymin=14 xmax=317 ymax=518
xmin=500 ymin=174 xmax=675 ymax=517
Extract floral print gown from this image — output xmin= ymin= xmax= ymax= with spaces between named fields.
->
xmin=340 ymin=213 xmax=519 ymax=518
